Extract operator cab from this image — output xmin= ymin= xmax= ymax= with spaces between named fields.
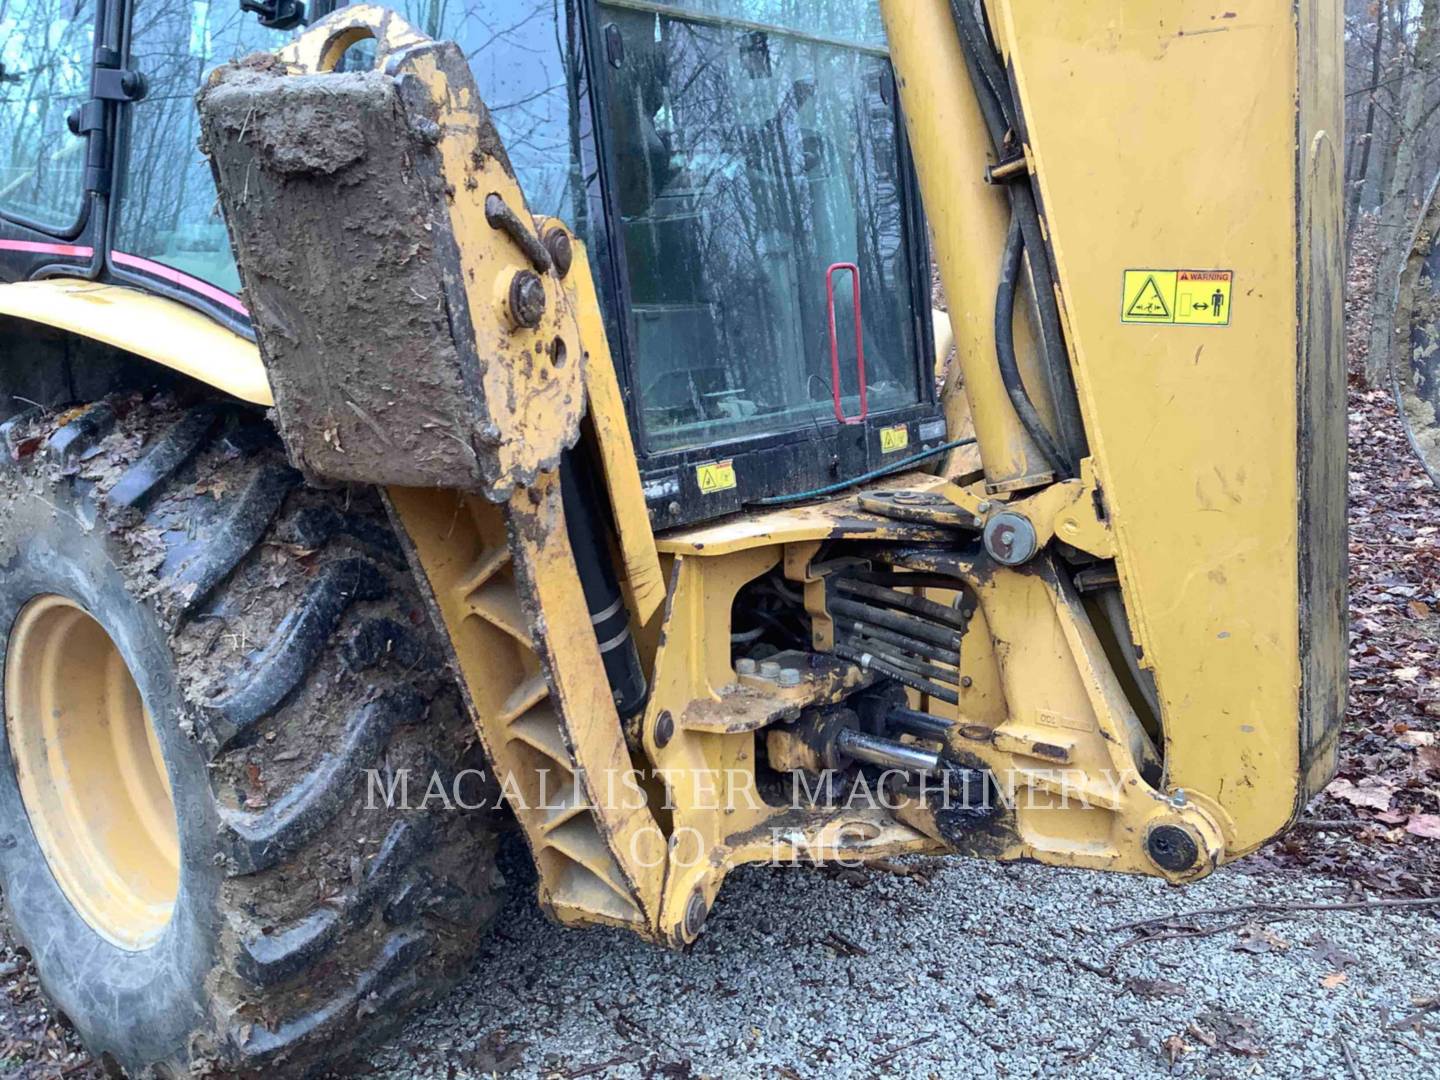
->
xmin=0 ymin=0 xmax=940 ymax=526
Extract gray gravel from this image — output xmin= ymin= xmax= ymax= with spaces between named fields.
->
xmin=367 ymin=839 xmax=1440 ymax=1079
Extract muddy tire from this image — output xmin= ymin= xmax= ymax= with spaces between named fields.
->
xmin=0 ymin=392 xmax=502 ymax=1076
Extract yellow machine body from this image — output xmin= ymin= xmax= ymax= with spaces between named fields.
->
xmin=3 ymin=1 xmax=1345 ymax=950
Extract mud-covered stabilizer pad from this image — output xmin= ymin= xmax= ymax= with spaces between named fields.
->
xmin=196 ymin=47 xmax=585 ymax=499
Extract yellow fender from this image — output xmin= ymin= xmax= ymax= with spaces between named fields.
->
xmin=0 ymin=278 xmax=272 ymax=406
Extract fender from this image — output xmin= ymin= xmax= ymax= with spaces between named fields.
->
xmin=0 ymin=278 xmax=271 ymax=407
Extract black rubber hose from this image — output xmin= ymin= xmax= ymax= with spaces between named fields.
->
xmin=1008 ymin=185 xmax=1086 ymax=469
xmin=949 ymin=0 xmax=1086 ymax=474
xmin=949 ymin=0 xmax=1011 ymax=149
xmin=559 ymin=451 xmax=648 ymax=721
xmin=996 ymin=215 xmax=1070 ymax=474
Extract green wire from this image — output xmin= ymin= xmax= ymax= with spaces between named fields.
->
xmin=746 ymin=437 xmax=978 ymax=507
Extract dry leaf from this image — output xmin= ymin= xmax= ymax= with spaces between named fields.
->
xmin=1407 ymin=599 xmax=1433 ymax=619
xmin=1321 ymin=971 xmax=1348 ymax=989
xmin=1405 ymin=813 xmax=1440 ymax=839
xmin=1126 ymin=976 xmax=1186 ymax=998
xmin=1396 ymin=730 xmax=1437 ymax=748
xmin=1393 ymin=666 xmax=1422 ymax=681
xmin=1161 ymin=1034 xmax=1189 ymax=1064
xmin=1325 ymin=776 xmax=1395 ymax=811
xmin=1234 ymin=923 xmax=1291 ymax=954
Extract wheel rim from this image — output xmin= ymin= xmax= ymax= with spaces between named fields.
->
xmin=5 ymin=595 xmax=179 ymax=949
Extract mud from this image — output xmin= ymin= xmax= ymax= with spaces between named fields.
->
xmin=198 ymin=64 xmax=488 ymax=493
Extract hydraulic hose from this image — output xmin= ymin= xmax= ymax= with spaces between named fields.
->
xmin=996 ymin=215 xmax=1071 ymax=474
xmin=948 ymin=0 xmax=1087 ymax=474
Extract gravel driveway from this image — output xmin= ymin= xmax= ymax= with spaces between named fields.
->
xmin=364 ymin=837 xmax=1440 ymax=1079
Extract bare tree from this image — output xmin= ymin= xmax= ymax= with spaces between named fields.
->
xmin=1366 ymin=0 xmax=1440 ymax=387
xmin=1348 ymin=1 xmax=1389 ymax=253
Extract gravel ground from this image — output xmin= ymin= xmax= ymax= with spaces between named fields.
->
xmin=362 ymin=837 xmax=1440 ymax=1080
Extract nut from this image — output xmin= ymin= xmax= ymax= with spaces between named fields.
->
xmin=507 ymin=270 xmax=546 ymax=329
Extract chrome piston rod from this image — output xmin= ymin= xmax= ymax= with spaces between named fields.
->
xmin=835 ymin=728 xmax=942 ymax=773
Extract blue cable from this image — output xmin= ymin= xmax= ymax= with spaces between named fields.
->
xmin=746 ymin=437 xmax=978 ymax=507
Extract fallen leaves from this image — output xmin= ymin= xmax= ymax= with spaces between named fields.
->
xmin=1325 ymin=776 xmax=1395 ymax=811
xmin=1405 ymin=813 xmax=1440 ymax=838
xmin=1160 ymin=1033 xmax=1188 ymax=1064
xmin=1176 ymin=1011 xmax=1267 ymax=1060
xmin=1233 ymin=923 xmax=1290 ymax=954
xmin=1320 ymin=971 xmax=1349 ymax=990
xmin=1125 ymin=976 xmax=1186 ymax=998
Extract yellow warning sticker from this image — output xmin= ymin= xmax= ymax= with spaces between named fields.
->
xmin=880 ymin=424 xmax=909 ymax=453
xmin=696 ymin=459 xmax=736 ymax=493
xmin=1121 ymin=269 xmax=1232 ymax=326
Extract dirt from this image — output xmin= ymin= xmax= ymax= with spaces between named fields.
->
xmin=197 ymin=42 xmax=584 ymax=503
xmin=198 ymin=62 xmax=491 ymax=493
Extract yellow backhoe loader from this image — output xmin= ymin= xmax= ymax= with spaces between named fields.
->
xmin=0 ymin=1 xmax=1343 ymax=1074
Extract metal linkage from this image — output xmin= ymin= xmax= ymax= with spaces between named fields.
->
xmin=850 ymin=636 xmax=959 ymax=689
xmin=834 ymin=617 xmax=959 ymax=667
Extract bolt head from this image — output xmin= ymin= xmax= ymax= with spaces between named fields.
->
xmin=683 ymin=890 xmax=709 ymax=939
xmin=542 ymin=227 xmax=573 ymax=278
xmin=778 ymin=668 xmax=801 ymax=687
xmin=508 ymin=270 xmax=546 ymax=329
xmin=1146 ymin=824 xmax=1200 ymax=872
xmin=654 ymin=709 xmax=674 ymax=748
xmin=759 ymin=660 xmax=782 ymax=679
xmin=735 ymin=658 xmax=757 ymax=676
xmin=983 ymin=512 xmax=1038 ymax=566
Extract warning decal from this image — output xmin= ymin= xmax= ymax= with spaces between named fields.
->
xmin=880 ymin=424 xmax=909 ymax=453
xmin=1121 ymin=269 xmax=1232 ymax=326
xmin=696 ymin=459 xmax=737 ymax=493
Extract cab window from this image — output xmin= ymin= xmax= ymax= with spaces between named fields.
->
xmin=0 ymin=0 xmax=98 ymax=230
xmin=114 ymin=2 xmax=290 ymax=294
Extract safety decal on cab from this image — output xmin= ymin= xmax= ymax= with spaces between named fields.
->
xmin=696 ymin=459 xmax=737 ymax=493
xmin=880 ymin=424 xmax=909 ymax=453
xmin=1121 ymin=269 xmax=1232 ymax=326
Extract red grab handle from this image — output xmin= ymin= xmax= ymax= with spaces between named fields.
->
xmin=826 ymin=262 xmax=868 ymax=425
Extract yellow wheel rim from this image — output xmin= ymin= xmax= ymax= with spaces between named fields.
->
xmin=4 ymin=595 xmax=179 ymax=949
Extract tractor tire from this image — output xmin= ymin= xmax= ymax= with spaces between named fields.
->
xmin=0 ymin=391 xmax=502 ymax=1077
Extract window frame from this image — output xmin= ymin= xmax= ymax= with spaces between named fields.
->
xmin=98 ymin=0 xmax=258 ymax=338
xmin=0 ymin=0 xmax=108 ymax=242
xmin=581 ymin=0 xmax=939 ymax=526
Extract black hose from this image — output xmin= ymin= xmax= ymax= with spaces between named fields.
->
xmin=949 ymin=0 xmax=1011 ymax=150
xmin=833 ymin=617 xmax=961 ymax=667
xmin=949 ymin=0 xmax=1086 ymax=474
xmin=833 ymin=644 xmax=960 ymax=706
xmin=996 ymin=215 xmax=1071 ymax=474
xmin=949 ymin=0 xmax=1016 ymax=138
xmin=1008 ymin=185 xmax=1086 ymax=468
